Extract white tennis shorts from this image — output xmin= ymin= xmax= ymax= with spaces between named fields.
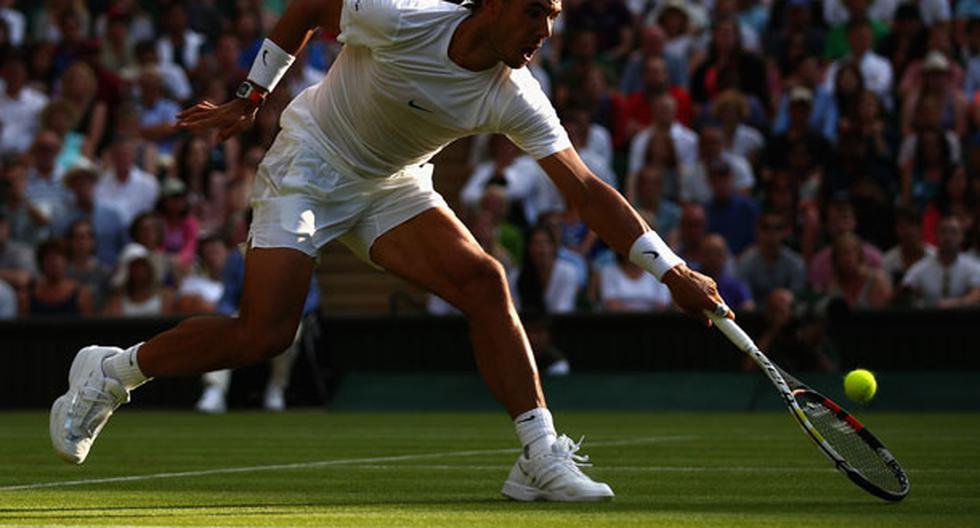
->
xmin=249 ymin=127 xmax=447 ymax=265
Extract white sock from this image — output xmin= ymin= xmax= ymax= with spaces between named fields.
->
xmin=514 ymin=408 xmax=557 ymax=458
xmin=102 ymin=343 xmax=150 ymax=390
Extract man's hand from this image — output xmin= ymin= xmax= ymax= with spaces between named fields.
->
xmin=662 ymin=264 xmax=732 ymax=326
xmin=176 ymin=99 xmax=260 ymax=142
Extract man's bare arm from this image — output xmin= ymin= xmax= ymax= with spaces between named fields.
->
xmin=538 ymin=148 xmax=726 ymax=323
xmin=176 ymin=0 xmax=342 ymax=139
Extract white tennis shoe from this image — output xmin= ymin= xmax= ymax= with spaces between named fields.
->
xmin=501 ymin=434 xmax=615 ymax=502
xmin=50 ymin=346 xmax=130 ymax=464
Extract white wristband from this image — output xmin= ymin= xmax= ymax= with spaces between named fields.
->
xmin=247 ymin=38 xmax=296 ymax=92
xmin=628 ymin=231 xmax=685 ymax=281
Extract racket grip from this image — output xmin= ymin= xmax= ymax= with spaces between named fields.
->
xmin=704 ymin=305 xmax=756 ymax=352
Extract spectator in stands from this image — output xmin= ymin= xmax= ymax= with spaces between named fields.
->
xmin=100 ymin=10 xmax=136 ymax=74
xmin=0 ymin=211 xmax=35 ymax=296
xmin=676 ymin=203 xmax=709 ymax=271
xmin=60 ymin=61 xmax=108 ymax=159
xmin=158 ymin=177 xmax=199 ymax=273
xmin=823 ymin=17 xmax=894 ymax=108
xmin=712 ymin=90 xmax=764 ymax=165
xmin=50 ymin=8 xmax=88 ymax=79
xmin=96 ymin=134 xmax=160 ymax=228
xmin=40 ymin=99 xmax=84 ymax=173
xmin=766 ymin=87 xmax=832 ymax=172
xmin=701 ymin=234 xmax=754 ymax=311
xmin=23 ymin=237 xmax=93 ymax=316
xmin=103 ymin=242 xmax=174 ymax=317
xmin=922 ymin=166 xmax=975 ymax=246
xmin=615 ymin=55 xmax=693 ymax=147
xmin=689 ymin=16 xmax=769 ymax=113
xmin=824 ymin=0 xmax=890 ymax=61
xmin=1 ymin=157 xmax=49 ymax=246
xmin=680 ymin=125 xmax=754 ymax=205
xmin=902 ymin=215 xmax=980 ymax=308
xmin=109 ymin=102 xmax=158 ymax=174
xmin=626 ymin=165 xmax=681 ymax=240
xmin=737 ymin=210 xmax=807 ymax=306
xmin=460 ymin=135 xmax=534 ymax=223
xmin=900 ymin=127 xmax=954 ymax=210
xmin=628 ymin=93 xmax=698 ymax=176
xmin=174 ymin=234 xmax=227 ymax=314
xmin=196 ymin=32 xmax=248 ymax=103
xmin=0 ymin=52 xmax=48 ymax=156
xmin=809 ymin=198 xmax=883 ymax=292
xmin=64 ymin=218 xmax=110 ymax=311
xmin=128 ymin=211 xmax=173 ymax=288
xmin=620 ymin=24 xmax=687 ymax=95
xmin=766 ymin=0 xmax=825 ymax=66
xmin=638 ymin=129 xmax=683 ymax=202
xmin=563 ymin=0 xmax=634 ymax=65
xmin=882 ymin=206 xmax=934 ymax=287
xmin=822 ymin=62 xmax=865 ymax=142
xmin=54 ymin=163 xmax=126 ymax=267
xmin=560 ymin=104 xmax=615 ymax=188
xmin=823 ymin=232 xmax=892 ymax=308
xmin=173 ymin=135 xmax=227 ymax=235
xmin=652 ymin=0 xmax=697 ymax=87
xmin=705 ymin=160 xmax=759 ymax=256
xmin=123 ymin=40 xmax=193 ymax=104
xmin=25 ymin=130 xmax=69 ymax=219
xmin=0 ymin=0 xmax=25 ymax=47
xmin=136 ymin=68 xmax=181 ymax=156
xmin=876 ymin=4 xmax=927 ymax=89
xmin=514 ymin=224 xmax=579 ymax=314
xmin=596 ymin=251 xmax=672 ymax=312
xmin=901 ymin=51 xmax=968 ymax=138
xmin=155 ymin=2 xmax=205 ymax=73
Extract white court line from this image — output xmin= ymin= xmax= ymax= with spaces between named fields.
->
xmin=0 ymin=435 xmax=696 ymax=492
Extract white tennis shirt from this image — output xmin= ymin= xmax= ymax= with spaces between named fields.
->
xmin=284 ymin=0 xmax=571 ymax=180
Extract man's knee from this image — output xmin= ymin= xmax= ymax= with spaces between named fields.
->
xmin=233 ymin=319 xmax=298 ymax=365
xmin=450 ymin=256 xmax=509 ymax=314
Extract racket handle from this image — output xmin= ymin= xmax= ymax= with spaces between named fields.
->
xmin=704 ymin=305 xmax=756 ymax=352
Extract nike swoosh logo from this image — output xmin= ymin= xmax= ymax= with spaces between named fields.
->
xmin=408 ymin=99 xmax=433 ymax=113
xmin=262 ymin=49 xmax=268 ymax=66
xmin=643 ymin=250 xmax=660 ymax=259
xmin=516 ymin=415 xmax=536 ymax=424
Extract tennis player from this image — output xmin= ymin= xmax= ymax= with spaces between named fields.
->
xmin=50 ymin=0 xmax=726 ymax=501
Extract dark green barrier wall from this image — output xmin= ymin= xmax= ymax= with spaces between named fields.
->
xmin=1 ymin=309 xmax=978 ymax=409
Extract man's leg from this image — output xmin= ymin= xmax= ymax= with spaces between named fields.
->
xmin=51 ymin=247 xmax=314 ymax=463
xmin=137 ymin=247 xmax=314 ymax=376
xmin=369 ymin=208 xmax=543 ymax=418
xmin=369 ymin=207 xmax=613 ymax=502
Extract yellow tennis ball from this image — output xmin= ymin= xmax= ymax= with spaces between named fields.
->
xmin=843 ymin=369 xmax=877 ymax=403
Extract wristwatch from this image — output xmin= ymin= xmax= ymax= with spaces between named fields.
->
xmin=235 ymin=80 xmax=268 ymax=107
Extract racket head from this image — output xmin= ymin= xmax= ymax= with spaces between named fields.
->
xmin=787 ymin=385 xmax=910 ymax=502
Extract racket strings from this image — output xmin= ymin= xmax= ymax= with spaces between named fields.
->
xmin=801 ymin=401 xmax=904 ymax=494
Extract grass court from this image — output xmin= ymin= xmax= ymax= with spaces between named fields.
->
xmin=1 ymin=411 xmax=978 ymax=527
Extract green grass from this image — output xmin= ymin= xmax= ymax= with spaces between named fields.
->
xmin=1 ymin=411 xmax=978 ymax=527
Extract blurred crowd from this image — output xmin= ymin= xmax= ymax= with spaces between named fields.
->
xmin=1 ymin=0 xmax=980 ymax=326
xmin=0 ymin=0 xmax=332 ymax=319
xmin=438 ymin=0 xmax=980 ymax=326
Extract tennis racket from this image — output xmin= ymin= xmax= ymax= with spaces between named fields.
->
xmin=705 ymin=305 xmax=910 ymax=502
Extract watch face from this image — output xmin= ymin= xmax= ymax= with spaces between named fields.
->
xmin=236 ymin=83 xmax=252 ymax=98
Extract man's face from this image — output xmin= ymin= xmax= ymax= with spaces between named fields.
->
xmin=938 ymin=218 xmax=963 ymax=254
xmin=643 ymin=57 xmax=668 ymax=90
xmin=489 ymin=0 xmax=561 ymax=69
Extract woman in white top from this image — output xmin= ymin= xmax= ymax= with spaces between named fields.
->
xmin=513 ymin=225 xmax=579 ymax=314
xmin=597 ymin=252 xmax=672 ymax=312
xmin=103 ymin=243 xmax=174 ymax=317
